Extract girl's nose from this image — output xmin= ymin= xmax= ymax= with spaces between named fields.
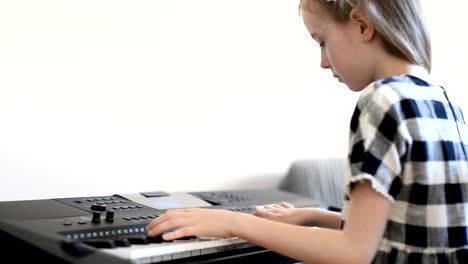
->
xmin=320 ymin=49 xmax=331 ymax=69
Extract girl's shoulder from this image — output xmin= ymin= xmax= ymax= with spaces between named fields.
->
xmin=375 ymin=74 xmax=432 ymax=89
xmin=358 ymin=74 xmax=446 ymax=110
xmin=372 ymin=74 xmax=440 ymax=98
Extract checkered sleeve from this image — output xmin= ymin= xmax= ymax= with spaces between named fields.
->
xmin=345 ymin=85 xmax=405 ymax=202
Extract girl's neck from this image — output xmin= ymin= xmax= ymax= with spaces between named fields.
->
xmin=374 ymin=52 xmax=431 ymax=83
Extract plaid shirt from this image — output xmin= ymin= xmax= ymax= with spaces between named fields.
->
xmin=342 ymin=75 xmax=468 ymax=263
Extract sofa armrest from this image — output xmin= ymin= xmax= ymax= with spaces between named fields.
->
xmin=279 ymin=159 xmax=346 ymax=209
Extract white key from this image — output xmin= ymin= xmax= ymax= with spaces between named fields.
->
xmin=101 ymin=237 xmax=251 ymax=263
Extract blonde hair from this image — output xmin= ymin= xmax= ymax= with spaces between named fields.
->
xmin=300 ymin=0 xmax=432 ymax=72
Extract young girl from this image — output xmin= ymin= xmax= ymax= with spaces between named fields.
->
xmin=147 ymin=0 xmax=468 ymax=263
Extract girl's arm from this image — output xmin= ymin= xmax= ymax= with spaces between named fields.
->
xmin=146 ymin=180 xmax=391 ymax=264
xmin=253 ymin=204 xmax=343 ymax=229
xmin=234 ymin=181 xmax=391 ymax=264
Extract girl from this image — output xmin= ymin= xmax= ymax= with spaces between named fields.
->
xmin=147 ymin=0 xmax=468 ymax=263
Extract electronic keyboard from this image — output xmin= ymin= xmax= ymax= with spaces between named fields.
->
xmin=0 ymin=189 xmax=324 ymax=263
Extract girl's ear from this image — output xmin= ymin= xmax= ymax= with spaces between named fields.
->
xmin=349 ymin=8 xmax=376 ymax=42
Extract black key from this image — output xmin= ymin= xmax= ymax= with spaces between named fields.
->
xmin=175 ymin=236 xmax=197 ymax=240
xmin=83 ymin=239 xmax=117 ymax=249
xmin=114 ymin=238 xmax=131 ymax=247
xmin=146 ymin=235 xmax=166 ymax=243
xmin=127 ymin=236 xmax=149 ymax=245
xmin=61 ymin=240 xmax=93 ymax=256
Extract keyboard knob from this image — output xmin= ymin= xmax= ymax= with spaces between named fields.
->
xmin=105 ymin=210 xmax=115 ymax=223
xmin=92 ymin=212 xmax=101 ymax=224
xmin=90 ymin=204 xmax=107 ymax=211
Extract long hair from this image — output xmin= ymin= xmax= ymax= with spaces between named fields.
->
xmin=300 ymin=0 xmax=432 ymax=72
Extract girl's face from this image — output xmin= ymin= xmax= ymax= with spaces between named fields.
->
xmin=301 ymin=2 xmax=376 ymax=92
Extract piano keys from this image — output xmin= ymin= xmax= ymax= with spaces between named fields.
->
xmin=101 ymin=236 xmax=254 ymax=264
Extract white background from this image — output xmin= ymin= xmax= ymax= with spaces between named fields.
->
xmin=1 ymin=0 xmax=467 ymax=201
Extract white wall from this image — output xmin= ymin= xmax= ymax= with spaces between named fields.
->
xmin=0 ymin=0 xmax=467 ymax=201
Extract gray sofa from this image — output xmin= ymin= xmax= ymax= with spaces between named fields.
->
xmin=279 ymin=159 xmax=347 ymax=210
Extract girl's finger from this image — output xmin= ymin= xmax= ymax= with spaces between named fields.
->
xmin=147 ymin=216 xmax=191 ymax=237
xmin=146 ymin=210 xmax=178 ymax=231
xmin=264 ymin=208 xmax=283 ymax=214
xmin=280 ymin=201 xmax=294 ymax=208
xmin=162 ymin=226 xmax=197 ymax=241
xmin=271 ymin=204 xmax=284 ymax=209
xmin=252 ymin=208 xmax=264 ymax=216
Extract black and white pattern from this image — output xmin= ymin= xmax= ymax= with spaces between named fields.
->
xmin=342 ymin=75 xmax=468 ymax=263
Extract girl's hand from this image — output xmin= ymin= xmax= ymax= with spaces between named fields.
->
xmin=252 ymin=202 xmax=306 ymax=225
xmin=146 ymin=208 xmax=239 ymax=240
